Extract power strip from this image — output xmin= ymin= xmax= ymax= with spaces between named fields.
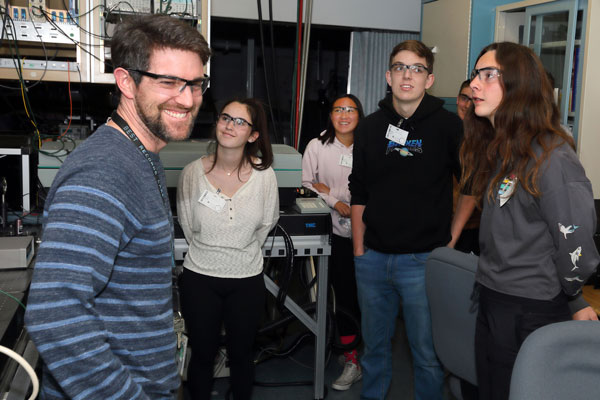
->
xmin=0 ymin=58 xmax=80 ymax=72
xmin=105 ymin=0 xmax=152 ymax=14
xmin=0 ymin=19 xmax=80 ymax=44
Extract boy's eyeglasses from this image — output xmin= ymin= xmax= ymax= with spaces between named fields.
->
xmin=389 ymin=63 xmax=430 ymax=75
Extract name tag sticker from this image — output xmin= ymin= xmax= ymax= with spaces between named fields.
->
xmin=339 ymin=154 xmax=353 ymax=168
xmin=385 ymin=124 xmax=409 ymax=145
xmin=198 ymin=189 xmax=226 ymax=212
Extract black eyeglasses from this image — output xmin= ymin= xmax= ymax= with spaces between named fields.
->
xmin=218 ymin=113 xmax=253 ymax=129
xmin=458 ymin=94 xmax=473 ymax=103
xmin=470 ymin=67 xmax=502 ymax=83
xmin=389 ymin=62 xmax=430 ymax=75
xmin=127 ymin=69 xmax=210 ymax=97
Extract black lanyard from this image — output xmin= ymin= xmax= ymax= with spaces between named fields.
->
xmin=110 ymin=111 xmax=175 ymax=266
xmin=110 ymin=111 xmax=169 ymax=208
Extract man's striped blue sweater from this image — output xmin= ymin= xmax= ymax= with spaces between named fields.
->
xmin=25 ymin=125 xmax=179 ymax=399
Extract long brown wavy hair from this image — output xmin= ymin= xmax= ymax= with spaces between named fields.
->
xmin=460 ymin=42 xmax=574 ymax=202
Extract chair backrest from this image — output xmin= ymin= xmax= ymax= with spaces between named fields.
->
xmin=425 ymin=247 xmax=479 ymax=386
xmin=509 ymin=320 xmax=600 ymax=400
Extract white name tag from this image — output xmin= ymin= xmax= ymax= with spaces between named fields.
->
xmin=339 ymin=154 xmax=353 ymax=168
xmin=385 ymin=124 xmax=409 ymax=145
xmin=198 ymin=189 xmax=226 ymax=212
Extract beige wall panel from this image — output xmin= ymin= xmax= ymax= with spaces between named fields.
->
xmin=577 ymin=0 xmax=600 ymax=197
xmin=422 ymin=0 xmax=471 ymax=98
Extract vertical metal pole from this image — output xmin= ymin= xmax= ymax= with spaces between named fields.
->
xmin=314 ymin=254 xmax=328 ymax=399
xmin=247 ymin=38 xmax=255 ymax=98
xmin=296 ymin=0 xmax=313 ymax=148
xmin=21 ymin=153 xmax=30 ymax=214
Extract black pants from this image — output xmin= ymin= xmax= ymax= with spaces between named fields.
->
xmin=330 ymin=234 xmax=361 ymax=338
xmin=179 ymin=269 xmax=265 ymax=400
xmin=475 ymin=285 xmax=571 ymax=400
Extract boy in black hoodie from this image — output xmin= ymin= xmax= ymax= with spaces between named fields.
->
xmin=349 ymin=40 xmax=463 ymax=400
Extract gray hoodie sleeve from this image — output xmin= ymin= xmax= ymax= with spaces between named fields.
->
xmin=568 ymin=294 xmax=590 ymax=314
xmin=538 ymin=147 xmax=599 ymax=296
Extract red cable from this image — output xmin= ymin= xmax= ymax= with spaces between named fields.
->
xmin=58 ymin=62 xmax=73 ymax=139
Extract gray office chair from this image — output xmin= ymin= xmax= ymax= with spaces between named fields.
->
xmin=425 ymin=247 xmax=479 ymax=399
xmin=509 ymin=320 xmax=600 ymax=400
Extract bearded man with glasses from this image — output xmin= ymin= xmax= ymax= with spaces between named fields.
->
xmin=25 ymin=14 xmax=210 ymax=399
xmin=349 ymin=39 xmax=465 ymax=400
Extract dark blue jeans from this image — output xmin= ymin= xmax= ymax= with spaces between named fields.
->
xmin=354 ymin=248 xmax=444 ymax=400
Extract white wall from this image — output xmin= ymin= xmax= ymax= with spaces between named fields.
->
xmin=577 ymin=0 xmax=600 ymax=197
xmin=211 ymin=0 xmax=421 ymax=32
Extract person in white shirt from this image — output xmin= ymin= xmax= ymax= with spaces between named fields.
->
xmin=177 ymin=98 xmax=279 ymax=400
xmin=302 ymin=94 xmax=365 ymax=391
